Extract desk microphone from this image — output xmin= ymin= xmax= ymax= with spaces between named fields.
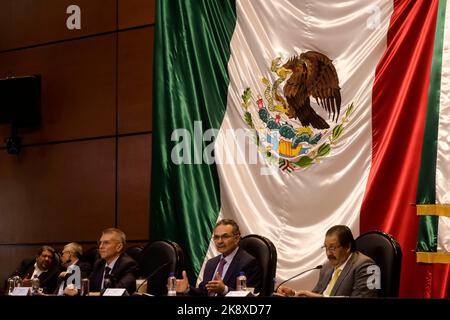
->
xmin=274 ymin=265 xmax=322 ymax=292
xmin=134 ymin=262 xmax=170 ymax=295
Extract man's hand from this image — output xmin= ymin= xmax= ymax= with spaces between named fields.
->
xmin=21 ymin=279 xmax=32 ymax=287
xmin=63 ymin=284 xmax=78 ymax=296
xmin=205 ymin=272 xmax=226 ymax=294
xmin=295 ymin=290 xmax=323 ymax=297
xmin=276 ymin=285 xmax=296 ymax=297
xmin=176 ymin=270 xmax=189 ymax=293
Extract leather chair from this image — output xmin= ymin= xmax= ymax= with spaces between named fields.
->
xmin=126 ymin=245 xmax=144 ymax=264
xmin=139 ymin=240 xmax=184 ymax=296
xmin=355 ymin=230 xmax=402 ymax=297
xmin=239 ymin=234 xmax=277 ymax=296
xmin=80 ymin=246 xmax=99 ymax=267
xmin=125 ymin=245 xmax=145 ymax=277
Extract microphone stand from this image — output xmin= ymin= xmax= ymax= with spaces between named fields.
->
xmin=134 ymin=262 xmax=170 ymax=295
xmin=274 ymin=265 xmax=322 ymax=293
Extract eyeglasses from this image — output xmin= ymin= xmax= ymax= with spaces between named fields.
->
xmin=213 ymin=233 xmax=237 ymax=241
xmin=98 ymin=240 xmax=118 ymax=247
xmin=321 ymin=245 xmax=342 ymax=253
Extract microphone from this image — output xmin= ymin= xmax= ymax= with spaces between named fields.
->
xmin=134 ymin=262 xmax=170 ymax=295
xmin=274 ymin=265 xmax=322 ymax=293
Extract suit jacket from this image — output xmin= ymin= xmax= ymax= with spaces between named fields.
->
xmin=89 ymin=253 xmax=138 ymax=294
xmin=312 ymin=251 xmax=377 ymax=297
xmin=53 ymin=260 xmax=93 ymax=294
xmin=190 ymin=247 xmax=262 ymax=296
xmin=16 ymin=259 xmax=60 ymax=294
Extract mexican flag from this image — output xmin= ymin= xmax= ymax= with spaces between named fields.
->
xmin=151 ymin=0 xmax=450 ymax=297
xmin=416 ymin=0 xmax=450 ymax=265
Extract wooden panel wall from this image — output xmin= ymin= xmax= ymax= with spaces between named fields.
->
xmin=0 ymin=0 xmax=155 ymax=287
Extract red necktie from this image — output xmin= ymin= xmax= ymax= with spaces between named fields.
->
xmin=215 ymin=257 xmax=227 ymax=279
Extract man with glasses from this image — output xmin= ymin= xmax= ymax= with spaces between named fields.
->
xmin=277 ymin=225 xmax=377 ymax=297
xmin=176 ymin=219 xmax=262 ymax=296
xmin=89 ymin=228 xmax=138 ymax=295
xmin=54 ymin=242 xmax=92 ymax=295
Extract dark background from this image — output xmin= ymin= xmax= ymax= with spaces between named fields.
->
xmin=0 ymin=0 xmax=155 ymax=286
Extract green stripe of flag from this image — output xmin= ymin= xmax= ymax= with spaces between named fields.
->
xmin=151 ymin=0 xmax=237 ymax=281
xmin=416 ymin=0 xmax=447 ymax=255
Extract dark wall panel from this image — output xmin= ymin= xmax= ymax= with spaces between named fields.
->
xmin=0 ymin=34 xmax=116 ymax=146
xmin=118 ymin=27 xmax=153 ymax=134
xmin=119 ymin=0 xmax=155 ymax=29
xmin=117 ymin=134 xmax=151 ymax=240
xmin=0 ymin=0 xmax=154 ymax=289
xmin=0 ymin=0 xmax=116 ymax=51
xmin=0 ymin=139 xmax=116 ymax=244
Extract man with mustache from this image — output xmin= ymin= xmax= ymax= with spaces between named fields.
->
xmin=176 ymin=219 xmax=262 ymax=296
xmin=278 ymin=225 xmax=377 ymax=297
xmin=14 ymin=245 xmax=60 ymax=294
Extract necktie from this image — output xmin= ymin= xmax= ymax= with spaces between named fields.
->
xmin=209 ymin=258 xmax=227 ymax=296
xmin=215 ymin=257 xmax=227 ymax=279
xmin=103 ymin=266 xmax=111 ymax=289
xmin=324 ymin=268 xmax=341 ymax=296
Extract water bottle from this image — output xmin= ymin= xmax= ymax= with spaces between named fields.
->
xmin=31 ymin=275 xmax=40 ymax=295
xmin=13 ymin=275 xmax=22 ymax=288
xmin=80 ymin=278 xmax=90 ymax=296
xmin=167 ymin=272 xmax=177 ymax=296
xmin=6 ymin=278 xmax=15 ymax=295
xmin=236 ymin=272 xmax=247 ymax=291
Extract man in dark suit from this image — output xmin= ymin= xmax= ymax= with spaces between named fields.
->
xmin=89 ymin=228 xmax=138 ymax=295
xmin=278 ymin=225 xmax=377 ymax=297
xmin=55 ymin=242 xmax=92 ymax=295
xmin=176 ymin=219 xmax=262 ymax=296
xmin=15 ymin=245 xmax=60 ymax=294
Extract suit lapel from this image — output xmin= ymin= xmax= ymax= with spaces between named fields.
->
xmin=222 ymin=248 xmax=242 ymax=286
xmin=38 ymin=270 xmax=50 ymax=283
xmin=111 ymin=255 xmax=120 ymax=276
xmin=93 ymin=263 xmax=106 ymax=290
xmin=331 ymin=253 xmax=357 ymax=295
xmin=205 ymin=255 xmax=221 ymax=282
xmin=320 ymin=266 xmax=334 ymax=293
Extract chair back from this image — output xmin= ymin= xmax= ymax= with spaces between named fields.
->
xmin=355 ymin=230 xmax=402 ymax=297
xmin=239 ymin=234 xmax=277 ymax=296
xmin=80 ymin=247 xmax=99 ymax=267
xmin=126 ymin=245 xmax=144 ymax=264
xmin=139 ymin=240 xmax=184 ymax=296
xmin=125 ymin=245 xmax=145 ymax=277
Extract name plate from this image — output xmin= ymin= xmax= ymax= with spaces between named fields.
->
xmin=102 ymin=288 xmax=128 ymax=296
xmin=225 ymin=290 xmax=252 ymax=297
xmin=11 ymin=287 xmax=31 ymax=296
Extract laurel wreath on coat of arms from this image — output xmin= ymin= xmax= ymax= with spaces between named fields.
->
xmin=240 ymin=52 xmax=355 ymax=173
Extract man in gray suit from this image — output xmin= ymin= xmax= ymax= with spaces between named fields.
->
xmin=278 ymin=225 xmax=377 ymax=297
